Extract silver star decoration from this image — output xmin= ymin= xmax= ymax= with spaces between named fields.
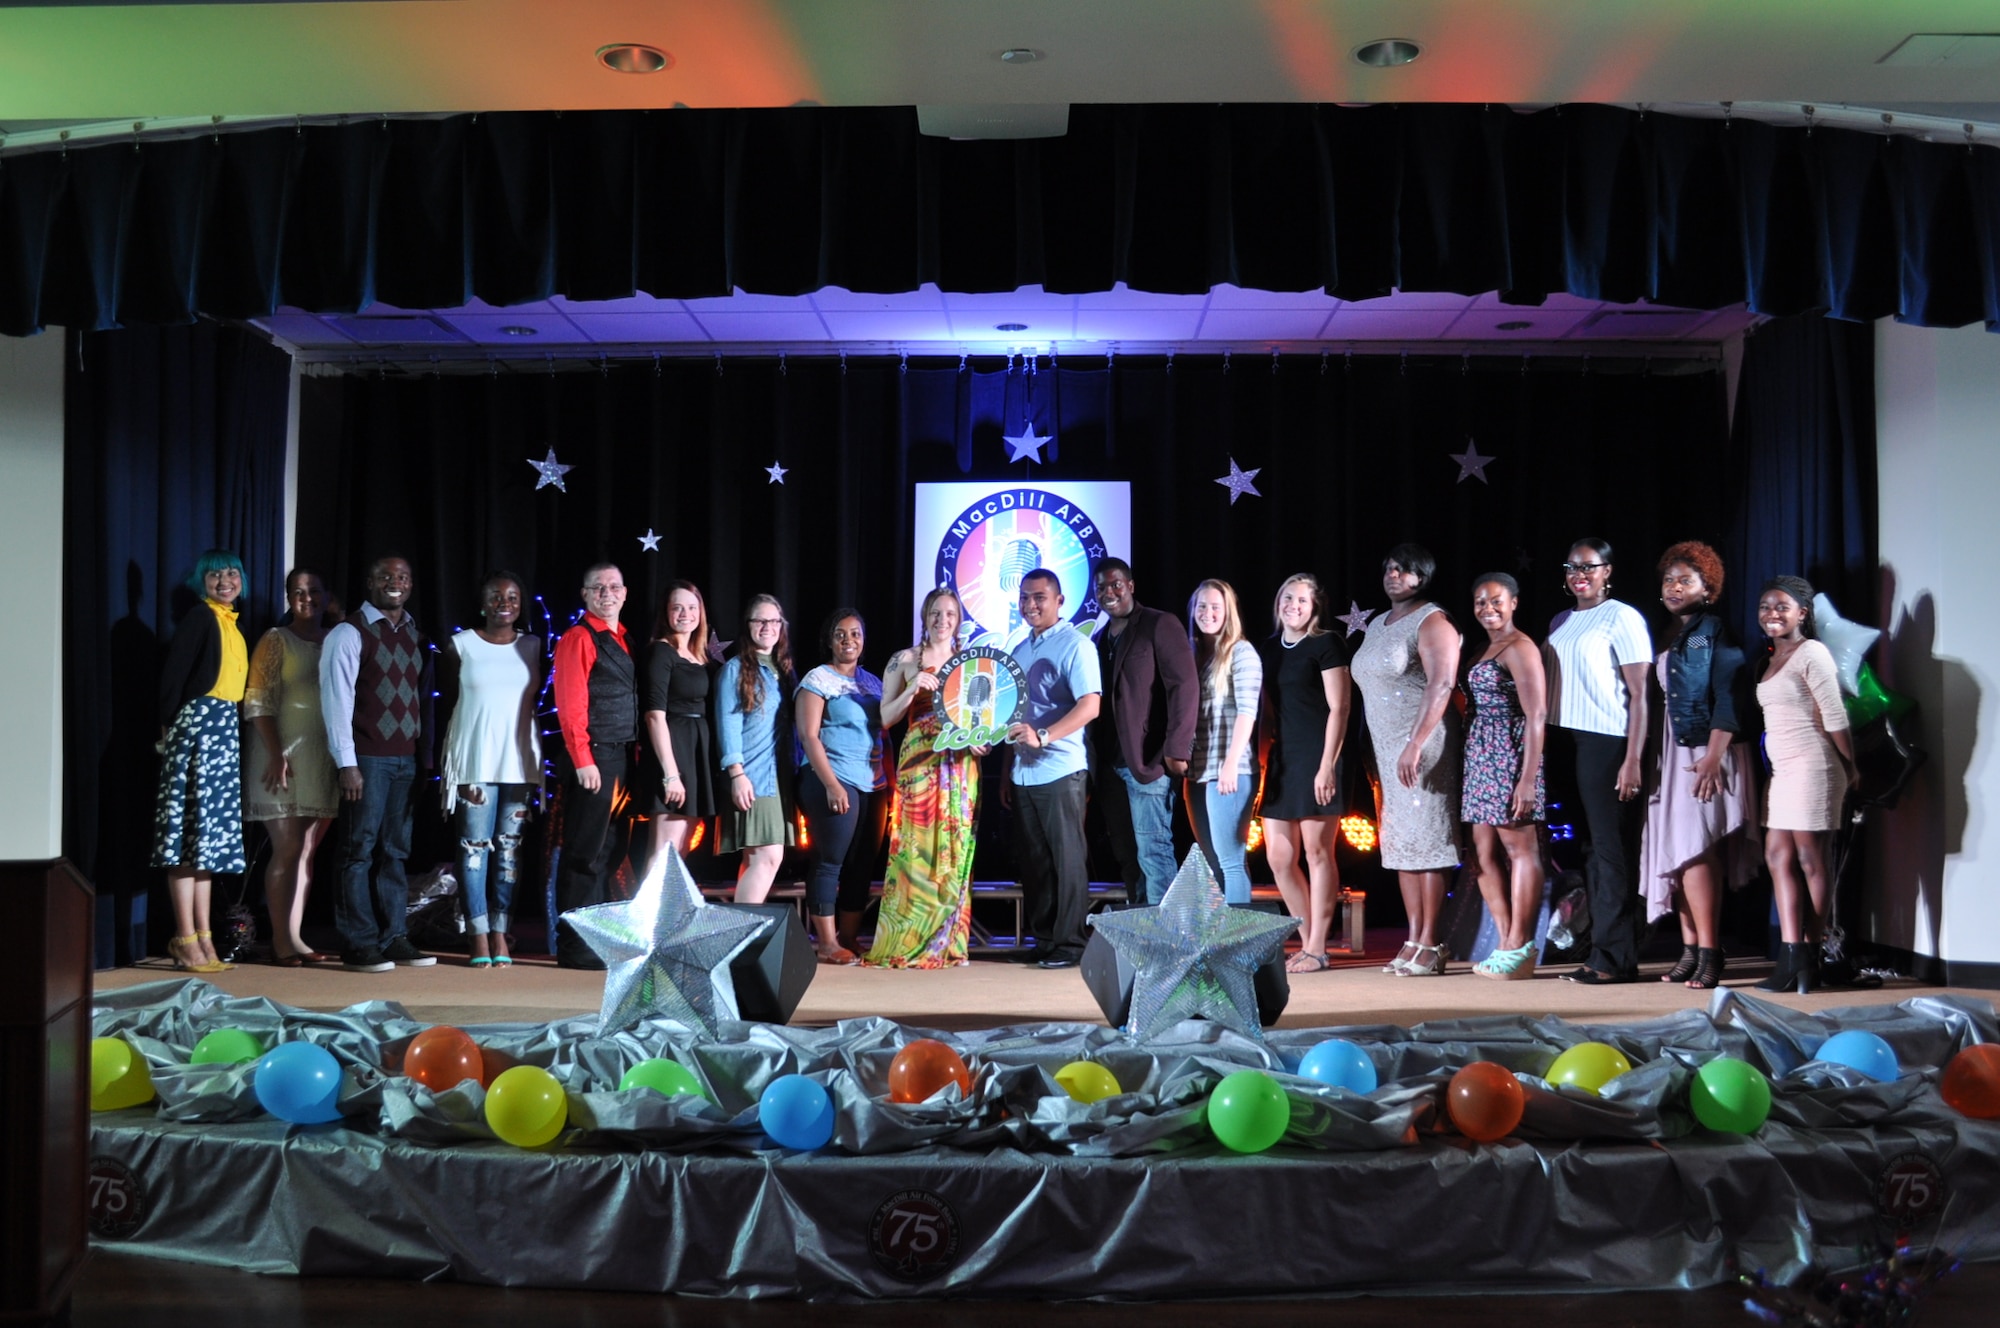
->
xmin=1335 ymin=601 xmax=1373 ymax=637
xmin=637 ymin=528 xmax=662 ymax=552
xmin=529 ymin=447 xmax=574 ymax=492
xmin=1086 ymin=849 xmax=1298 ymax=1043
xmin=1215 ymin=457 xmax=1262 ymax=505
xmin=561 ymin=846 xmax=773 ymax=1038
xmin=764 ymin=460 xmax=789 ymax=484
xmin=1002 ymin=422 xmax=1051 ymax=464
xmin=1450 ymin=439 xmax=1494 ymax=484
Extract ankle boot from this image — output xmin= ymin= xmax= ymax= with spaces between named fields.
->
xmin=1793 ymin=942 xmax=1819 ymax=994
xmin=1756 ymin=942 xmax=1813 ymax=994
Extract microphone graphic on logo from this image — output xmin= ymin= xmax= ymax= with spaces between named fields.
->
xmin=966 ymin=671 xmax=995 ymax=729
xmin=998 ymin=537 xmax=1042 ymax=635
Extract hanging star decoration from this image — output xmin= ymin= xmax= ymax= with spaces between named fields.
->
xmin=528 ymin=447 xmax=574 ymax=492
xmin=1086 ymin=849 xmax=1298 ymax=1043
xmin=1002 ymin=421 xmax=1051 ymax=464
xmin=764 ymin=460 xmax=789 ymax=484
xmin=1335 ymin=601 xmax=1373 ymax=637
xmin=1449 ymin=438 xmax=1494 ymax=484
xmin=1215 ymin=457 xmax=1262 ymax=505
xmin=637 ymin=528 xmax=662 ymax=553
xmin=561 ymin=846 xmax=774 ymax=1038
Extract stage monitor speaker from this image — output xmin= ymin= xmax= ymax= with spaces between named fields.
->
xmin=1081 ymin=900 xmax=1292 ymax=1029
xmin=716 ymin=902 xmax=816 ymax=1025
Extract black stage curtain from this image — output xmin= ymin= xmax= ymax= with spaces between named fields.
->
xmin=1726 ymin=315 xmax=1879 ymax=647
xmin=5 ymin=104 xmax=1999 ymax=335
xmin=297 ymin=353 xmax=1733 ymax=657
xmin=64 ymin=322 xmax=292 ymax=967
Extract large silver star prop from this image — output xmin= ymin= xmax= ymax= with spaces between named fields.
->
xmin=1086 ymin=849 xmax=1298 ymax=1043
xmin=561 ymin=847 xmax=773 ymax=1038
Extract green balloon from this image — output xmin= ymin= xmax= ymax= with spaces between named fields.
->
xmin=1689 ymin=1057 xmax=1772 ymax=1134
xmin=1207 ymin=1069 xmax=1290 ymax=1154
xmin=619 ymin=1058 xmax=708 ymax=1101
xmin=1845 ymin=662 xmax=1915 ymax=728
xmin=191 ymin=1028 xmax=266 ymax=1066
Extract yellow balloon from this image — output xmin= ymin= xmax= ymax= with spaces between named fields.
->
xmin=1546 ymin=1041 xmax=1633 ymax=1096
xmin=91 ymin=1037 xmax=156 ymax=1111
xmin=484 ymin=1065 xmax=568 ymax=1148
xmin=1054 ymin=1060 xmax=1122 ymax=1104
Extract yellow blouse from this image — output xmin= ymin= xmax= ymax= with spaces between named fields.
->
xmin=206 ymin=599 xmax=249 ymax=703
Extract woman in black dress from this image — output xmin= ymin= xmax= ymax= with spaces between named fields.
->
xmin=641 ymin=581 xmax=719 ymax=865
xmin=1257 ymin=573 xmax=1351 ymax=973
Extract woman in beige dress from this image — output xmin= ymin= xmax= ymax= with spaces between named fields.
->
xmin=242 ymin=568 xmax=340 ymax=965
xmin=1753 ymin=575 xmax=1856 ymax=994
xmin=1350 ymin=543 xmax=1462 ymax=977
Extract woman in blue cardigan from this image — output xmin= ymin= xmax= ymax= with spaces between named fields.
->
xmin=716 ymin=594 xmax=796 ymax=903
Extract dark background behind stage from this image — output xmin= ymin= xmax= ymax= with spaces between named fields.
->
xmin=295 ymin=351 xmax=1737 ymax=647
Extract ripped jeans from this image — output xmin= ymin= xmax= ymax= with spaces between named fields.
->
xmin=453 ymin=783 xmax=531 ymax=934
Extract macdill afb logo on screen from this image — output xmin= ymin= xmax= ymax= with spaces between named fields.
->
xmin=932 ymin=488 xmax=1107 ymax=649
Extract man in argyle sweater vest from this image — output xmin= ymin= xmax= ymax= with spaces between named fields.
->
xmin=320 ymin=554 xmax=438 ymax=973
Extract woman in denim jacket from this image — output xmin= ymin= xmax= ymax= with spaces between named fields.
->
xmin=1638 ymin=542 xmax=1760 ymax=990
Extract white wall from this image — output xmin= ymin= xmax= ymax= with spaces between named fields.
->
xmin=0 ymin=330 xmax=66 ymax=860
xmin=1871 ymin=319 xmax=2000 ymax=975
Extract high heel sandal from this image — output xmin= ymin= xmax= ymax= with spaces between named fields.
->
xmin=1474 ymin=942 xmax=1537 ymax=980
xmin=169 ymin=934 xmax=225 ymax=974
xmin=1685 ymin=947 xmax=1725 ymax=990
xmin=1382 ymin=941 xmax=1419 ymax=974
xmin=194 ymin=929 xmax=235 ymax=971
xmin=1397 ymin=942 xmax=1448 ymax=976
xmin=1662 ymin=944 xmax=1700 ymax=984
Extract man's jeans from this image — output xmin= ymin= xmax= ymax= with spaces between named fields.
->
xmin=1115 ymin=766 xmax=1178 ymax=905
xmin=336 ymin=753 xmax=417 ymax=953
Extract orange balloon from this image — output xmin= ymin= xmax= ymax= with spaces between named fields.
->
xmin=404 ymin=1025 xmax=485 ymax=1092
xmin=1447 ymin=1062 xmax=1526 ymax=1142
xmin=887 ymin=1038 xmax=973 ymax=1104
xmin=1941 ymin=1044 xmax=2000 ymax=1120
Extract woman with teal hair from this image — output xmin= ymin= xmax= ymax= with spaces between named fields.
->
xmin=151 ymin=548 xmax=252 ymax=972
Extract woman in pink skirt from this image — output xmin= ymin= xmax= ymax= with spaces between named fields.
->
xmin=1638 ymin=543 xmax=1759 ymax=991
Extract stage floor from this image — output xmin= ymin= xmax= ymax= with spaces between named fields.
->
xmin=96 ymin=929 xmax=1971 ymax=1033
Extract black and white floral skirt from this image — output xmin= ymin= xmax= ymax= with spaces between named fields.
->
xmin=151 ymin=696 xmax=247 ymax=873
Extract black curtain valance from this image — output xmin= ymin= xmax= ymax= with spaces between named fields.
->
xmin=4 ymin=103 xmax=1996 ymax=337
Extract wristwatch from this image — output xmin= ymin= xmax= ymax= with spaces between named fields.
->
xmin=1036 ymin=727 xmax=1050 ymax=746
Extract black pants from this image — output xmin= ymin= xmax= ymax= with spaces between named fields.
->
xmin=800 ymin=777 xmax=888 ymax=916
xmin=555 ymin=745 xmax=627 ymax=967
xmin=1570 ymin=729 xmax=1641 ymax=976
xmin=1013 ymin=771 xmax=1091 ymax=960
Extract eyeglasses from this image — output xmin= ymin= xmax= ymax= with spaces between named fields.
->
xmin=1561 ymin=562 xmax=1611 ymax=574
xmin=748 ymin=617 xmax=784 ymax=627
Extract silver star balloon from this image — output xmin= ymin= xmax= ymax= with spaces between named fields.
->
xmin=561 ymin=846 xmax=773 ymax=1038
xmin=1087 ymin=849 xmax=1298 ymax=1043
xmin=1215 ymin=456 xmax=1262 ymax=504
xmin=1449 ymin=439 xmax=1494 ymax=483
xmin=1812 ymin=592 xmax=1881 ymax=696
xmin=528 ymin=447 xmax=574 ymax=491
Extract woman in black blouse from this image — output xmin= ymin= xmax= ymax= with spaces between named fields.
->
xmin=641 ymin=581 xmax=719 ymax=866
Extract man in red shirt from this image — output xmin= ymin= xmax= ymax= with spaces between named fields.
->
xmin=551 ymin=562 xmax=636 ymax=969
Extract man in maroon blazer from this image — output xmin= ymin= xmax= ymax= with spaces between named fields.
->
xmin=1091 ymin=558 xmax=1199 ymax=906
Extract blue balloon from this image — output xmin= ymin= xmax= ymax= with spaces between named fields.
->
xmin=253 ymin=1042 xmax=345 ymax=1124
xmin=1816 ymin=1030 xmax=1900 ymax=1083
xmin=760 ymin=1074 xmax=835 ymax=1150
xmin=1296 ymin=1039 xmax=1379 ymax=1094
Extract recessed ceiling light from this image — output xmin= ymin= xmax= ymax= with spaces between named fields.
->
xmin=598 ymin=44 xmax=673 ymax=74
xmin=1352 ymin=38 xmax=1422 ymax=68
xmin=499 ymin=325 xmax=539 ymax=337
xmin=995 ymin=322 xmax=1029 ymax=332
xmin=1496 ymin=320 xmax=1533 ymax=331
xmin=999 ymin=48 xmax=1044 ymax=64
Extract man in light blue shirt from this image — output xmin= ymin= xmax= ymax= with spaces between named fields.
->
xmin=1003 ymin=569 xmax=1102 ymax=968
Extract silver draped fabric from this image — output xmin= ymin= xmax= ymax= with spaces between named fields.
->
xmin=87 ymin=979 xmax=2000 ymax=1298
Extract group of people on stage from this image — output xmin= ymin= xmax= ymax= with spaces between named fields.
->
xmin=150 ymin=534 xmax=1855 ymax=993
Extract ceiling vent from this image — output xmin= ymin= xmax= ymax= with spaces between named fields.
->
xmin=1879 ymin=34 xmax=2000 ymax=67
xmin=1572 ymin=308 xmax=1708 ymax=339
xmin=327 ymin=315 xmax=467 ymax=345
xmin=916 ymin=104 xmax=1070 ymax=139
